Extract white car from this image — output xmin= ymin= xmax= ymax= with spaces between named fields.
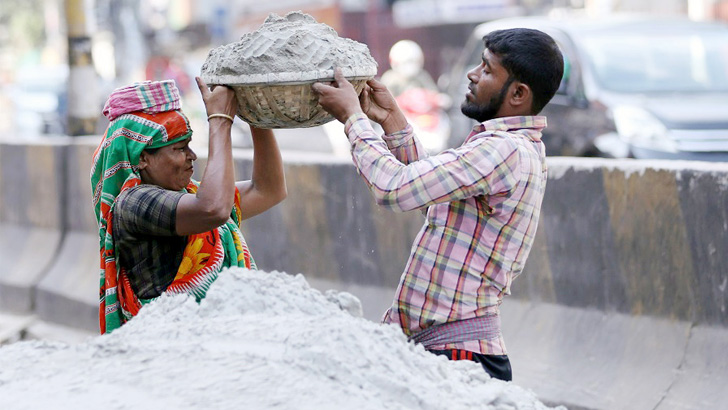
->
xmin=443 ymin=14 xmax=728 ymax=161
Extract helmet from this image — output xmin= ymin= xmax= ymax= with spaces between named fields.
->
xmin=389 ymin=40 xmax=424 ymax=78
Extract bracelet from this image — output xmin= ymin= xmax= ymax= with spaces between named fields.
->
xmin=207 ymin=113 xmax=234 ymax=123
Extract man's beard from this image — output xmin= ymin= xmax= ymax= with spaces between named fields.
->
xmin=461 ymin=78 xmax=513 ymax=123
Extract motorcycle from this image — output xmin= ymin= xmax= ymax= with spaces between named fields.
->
xmin=395 ymin=87 xmax=451 ymax=154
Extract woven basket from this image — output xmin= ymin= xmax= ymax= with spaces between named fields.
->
xmin=231 ymin=78 xmax=369 ymax=128
xmin=201 ymin=68 xmax=376 ymax=129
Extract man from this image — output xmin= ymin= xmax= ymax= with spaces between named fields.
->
xmin=312 ymin=28 xmax=563 ymax=381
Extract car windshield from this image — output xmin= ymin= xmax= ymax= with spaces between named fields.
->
xmin=580 ymin=27 xmax=728 ymax=93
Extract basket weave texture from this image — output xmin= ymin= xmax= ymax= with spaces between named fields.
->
xmin=229 ymin=78 xmax=369 ymax=129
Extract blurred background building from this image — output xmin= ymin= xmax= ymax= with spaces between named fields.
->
xmin=1 ymin=0 xmax=727 ymax=139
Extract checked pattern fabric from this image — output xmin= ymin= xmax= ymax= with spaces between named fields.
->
xmin=91 ymin=108 xmax=254 ymax=334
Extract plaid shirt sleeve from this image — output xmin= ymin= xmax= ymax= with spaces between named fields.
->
xmin=381 ymin=123 xmax=428 ymax=164
xmin=343 ymin=113 xmax=522 ymax=212
xmin=115 ymin=185 xmax=185 ymax=236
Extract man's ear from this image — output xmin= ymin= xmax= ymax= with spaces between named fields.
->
xmin=509 ymin=82 xmax=532 ymax=112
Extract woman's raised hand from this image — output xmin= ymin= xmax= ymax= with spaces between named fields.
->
xmin=195 ymin=77 xmax=238 ymax=119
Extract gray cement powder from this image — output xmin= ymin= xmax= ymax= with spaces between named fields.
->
xmin=201 ymin=11 xmax=377 ymax=84
xmin=0 ymin=268 xmax=562 ymax=410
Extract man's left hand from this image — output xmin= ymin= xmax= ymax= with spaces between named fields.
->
xmin=311 ymin=68 xmax=363 ymax=123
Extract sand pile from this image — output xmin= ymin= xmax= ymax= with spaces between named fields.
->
xmin=0 ymin=268 xmax=563 ymax=410
xmin=201 ymin=11 xmax=377 ymax=85
xmin=199 ymin=12 xmax=377 ymax=128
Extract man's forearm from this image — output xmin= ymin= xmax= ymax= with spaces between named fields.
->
xmin=379 ymin=111 xmax=408 ymax=135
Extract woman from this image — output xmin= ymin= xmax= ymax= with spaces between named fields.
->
xmin=91 ymin=78 xmax=286 ymax=334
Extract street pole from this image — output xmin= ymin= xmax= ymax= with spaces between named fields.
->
xmin=65 ymin=0 xmax=99 ymax=136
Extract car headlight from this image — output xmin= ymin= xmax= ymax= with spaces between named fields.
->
xmin=612 ymin=105 xmax=676 ymax=153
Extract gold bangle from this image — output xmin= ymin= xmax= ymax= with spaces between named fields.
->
xmin=207 ymin=113 xmax=234 ymax=123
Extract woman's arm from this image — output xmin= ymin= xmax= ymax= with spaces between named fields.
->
xmin=235 ymin=126 xmax=287 ymax=220
xmin=176 ymin=77 xmax=237 ymax=235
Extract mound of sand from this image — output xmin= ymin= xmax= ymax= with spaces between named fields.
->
xmin=201 ymin=11 xmax=377 ymax=85
xmin=0 ymin=268 xmax=562 ymax=410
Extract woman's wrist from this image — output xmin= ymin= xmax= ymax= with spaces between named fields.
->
xmin=208 ymin=113 xmax=235 ymax=123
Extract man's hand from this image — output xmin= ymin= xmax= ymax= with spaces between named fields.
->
xmin=196 ymin=77 xmax=238 ymax=119
xmin=360 ymin=79 xmax=408 ymax=134
xmin=311 ymin=68 xmax=364 ymax=123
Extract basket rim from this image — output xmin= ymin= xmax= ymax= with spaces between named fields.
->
xmin=201 ymin=66 xmax=377 ymax=86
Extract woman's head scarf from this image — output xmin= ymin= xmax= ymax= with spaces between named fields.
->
xmin=92 ymin=80 xmax=192 ymax=225
xmin=92 ymin=80 xmax=254 ymax=334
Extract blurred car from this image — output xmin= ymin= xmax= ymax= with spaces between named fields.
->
xmin=443 ymin=14 xmax=728 ymax=161
xmin=10 ymin=65 xmax=68 ymax=137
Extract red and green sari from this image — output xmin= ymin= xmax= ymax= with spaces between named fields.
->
xmin=92 ymin=81 xmax=255 ymax=334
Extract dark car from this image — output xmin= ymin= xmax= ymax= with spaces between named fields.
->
xmin=443 ymin=14 xmax=728 ymax=161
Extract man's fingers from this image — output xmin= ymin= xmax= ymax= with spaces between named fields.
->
xmin=362 ymin=89 xmax=375 ymax=115
xmin=311 ymin=82 xmax=325 ymax=94
xmin=334 ymin=67 xmax=344 ymax=83
xmin=367 ymin=78 xmax=386 ymax=91
xmin=333 ymin=67 xmax=350 ymax=88
xmin=361 ymin=86 xmax=375 ymax=105
xmin=313 ymin=81 xmax=340 ymax=95
xmin=314 ymin=69 xmax=352 ymax=94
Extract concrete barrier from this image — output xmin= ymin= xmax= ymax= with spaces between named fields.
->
xmin=33 ymin=137 xmax=100 ymax=333
xmin=517 ymin=158 xmax=728 ymax=326
xmin=502 ymin=299 xmax=691 ymax=410
xmin=2 ymin=139 xmax=728 ymax=409
xmin=505 ymin=158 xmax=728 ymax=409
xmin=237 ymin=155 xmax=728 ymax=410
xmin=0 ymin=140 xmax=68 ymax=317
xmin=239 ymin=156 xmax=728 ymax=324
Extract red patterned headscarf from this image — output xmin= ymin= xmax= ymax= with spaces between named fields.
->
xmin=102 ymin=80 xmax=182 ymax=121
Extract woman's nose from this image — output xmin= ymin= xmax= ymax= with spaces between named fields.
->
xmin=188 ymin=148 xmax=197 ymax=161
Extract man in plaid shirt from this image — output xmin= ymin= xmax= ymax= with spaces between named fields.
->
xmin=313 ymin=28 xmax=564 ymax=381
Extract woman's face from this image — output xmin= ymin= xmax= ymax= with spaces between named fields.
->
xmin=138 ymin=138 xmax=197 ymax=191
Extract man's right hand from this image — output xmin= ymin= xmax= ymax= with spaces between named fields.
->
xmin=311 ymin=68 xmax=364 ymax=123
xmin=361 ymin=79 xmax=408 ymax=134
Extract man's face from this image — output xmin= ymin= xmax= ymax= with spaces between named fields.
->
xmin=139 ymin=138 xmax=197 ymax=191
xmin=461 ymin=48 xmax=513 ymax=123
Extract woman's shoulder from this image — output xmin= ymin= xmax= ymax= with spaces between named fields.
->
xmin=114 ymin=184 xmax=185 ymax=233
xmin=116 ymin=184 xmax=184 ymax=211
xmin=117 ymin=184 xmax=164 ymax=202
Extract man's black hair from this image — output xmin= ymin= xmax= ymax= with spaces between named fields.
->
xmin=483 ymin=28 xmax=564 ymax=114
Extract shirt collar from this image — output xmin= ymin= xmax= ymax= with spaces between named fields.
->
xmin=467 ymin=115 xmax=547 ymax=141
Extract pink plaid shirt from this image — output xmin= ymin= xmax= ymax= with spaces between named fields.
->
xmin=344 ymin=113 xmax=548 ymax=355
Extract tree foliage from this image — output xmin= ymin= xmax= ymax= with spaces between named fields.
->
xmin=0 ymin=0 xmax=45 ymax=50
